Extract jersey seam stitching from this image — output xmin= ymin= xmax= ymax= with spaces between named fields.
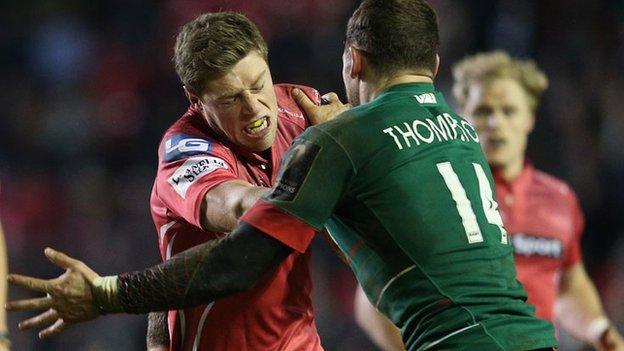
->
xmin=315 ymin=128 xmax=358 ymax=175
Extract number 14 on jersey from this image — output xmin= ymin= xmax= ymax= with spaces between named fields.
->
xmin=437 ymin=162 xmax=508 ymax=245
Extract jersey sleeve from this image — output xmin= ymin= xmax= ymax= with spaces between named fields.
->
xmin=155 ymin=134 xmax=239 ymax=229
xmin=241 ymin=127 xmax=355 ymax=253
xmin=563 ymin=191 xmax=584 ymax=267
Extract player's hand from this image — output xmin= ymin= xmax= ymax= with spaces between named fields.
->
xmin=6 ymin=248 xmax=101 ymax=339
xmin=148 ymin=347 xmax=169 ymax=351
xmin=596 ymin=326 xmax=624 ymax=351
xmin=292 ymin=88 xmax=350 ymax=125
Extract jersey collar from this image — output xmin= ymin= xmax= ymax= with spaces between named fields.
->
xmin=383 ymin=82 xmax=436 ymax=93
xmin=376 ymin=83 xmax=447 ymax=105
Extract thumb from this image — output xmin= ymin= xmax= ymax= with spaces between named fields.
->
xmin=44 ymin=248 xmax=81 ymax=270
xmin=321 ymin=92 xmax=341 ymax=105
xmin=292 ymin=88 xmax=317 ymax=113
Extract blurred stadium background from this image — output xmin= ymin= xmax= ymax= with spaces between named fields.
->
xmin=1 ymin=0 xmax=623 ymax=350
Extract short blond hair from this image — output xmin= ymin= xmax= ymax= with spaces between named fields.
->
xmin=452 ymin=51 xmax=548 ymax=111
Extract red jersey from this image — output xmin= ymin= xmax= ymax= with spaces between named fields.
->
xmin=494 ymin=163 xmax=584 ymax=322
xmin=150 ymin=84 xmax=323 ymax=351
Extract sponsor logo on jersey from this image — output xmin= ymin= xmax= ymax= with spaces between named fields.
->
xmin=168 ymin=157 xmax=228 ymax=198
xmin=414 ymin=93 xmax=437 ymax=104
xmin=164 ymin=134 xmax=212 ymax=162
xmin=511 ymin=233 xmax=562 ymax=259
xmin=268 ymin=139 xmax=320 ymax=202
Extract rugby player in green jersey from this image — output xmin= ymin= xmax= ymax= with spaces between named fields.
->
xmin=7 ymin=1 xmax=558 ymax=350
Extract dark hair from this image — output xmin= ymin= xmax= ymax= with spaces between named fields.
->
xmin=345 ymin=0 xmax=439 ymax=75
xmin=174 ymin=12 xmax=268 ymax=94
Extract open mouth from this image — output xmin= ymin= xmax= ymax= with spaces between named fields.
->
xmin=487 ymin=138 xmax=506 ymax=148
xmin=244 ymin=116 xmax=270 ymax=136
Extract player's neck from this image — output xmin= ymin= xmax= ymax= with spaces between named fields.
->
xmin=362 ymin=74 xmax=434 ymax=104
xmin=500 ymin=158 xmax=525 ymax=182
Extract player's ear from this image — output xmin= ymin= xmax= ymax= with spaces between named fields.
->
xmin=184 ymin=86 xmax=201 ymax=109
xmin=527 ymin=113 xmax=536 ymax=133
xmin=432 ymin=54 xmax=440 ymax=79
xmin=348 ymin=46 xmax=366 ymax=79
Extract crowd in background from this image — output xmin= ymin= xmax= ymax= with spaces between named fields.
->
xmin=1 ymin=1 xmax=623 ymax=349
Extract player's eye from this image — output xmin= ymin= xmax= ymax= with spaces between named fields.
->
xmin=250 ymin=83 xmax=265 ymax=93
xmin=219 ymin=96 xmax=238 ymax=106
xmin=473 ymin=106 xmax=491 ymax=118
xmin=502 ymin=106 xmax=517 ymax=117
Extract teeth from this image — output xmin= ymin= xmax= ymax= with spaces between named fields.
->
xmin=249 ymin=119 xmax=264 ymax=128
xmin=246 ymin=118 xmax=268 ymax=134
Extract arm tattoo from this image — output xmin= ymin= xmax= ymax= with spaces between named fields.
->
xmin=117 ymin=223 xmax=292 ymax=313
xmin=147 ymin=312 xmax=170 ymax=349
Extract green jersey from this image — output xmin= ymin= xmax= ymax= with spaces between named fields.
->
xmin=241 ymin=83 xmax=557 ymax=350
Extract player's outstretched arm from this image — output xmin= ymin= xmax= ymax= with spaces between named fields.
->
xmin=6 ymin=223 xmax=292 ymax=339
xmin=555 ymin=262 xmax=624 ymax=351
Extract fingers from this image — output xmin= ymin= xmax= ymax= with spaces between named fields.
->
xmin=18 ymin=308 xmax=58 ymax=330
xmin=292 ymin=88 xmax=317 ymax=113
xmin=7 ymin=274 xmax=50 ymax=293
xmin=6 ymin=295 xmax=52 ymax=312
xmin=321 ymin=92 xmax=340 ymax=104
xmin=39 ymin=318 xmax=69 ymax=339
xmin=44 ymin=247 xmax=81 ymax=270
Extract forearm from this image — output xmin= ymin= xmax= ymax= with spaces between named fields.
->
xmin=354 ymin=285 xmax=405 ymax=351
xmin=147 ymin=312 xmax=170 ymax=350
xmin=94 ymin=223 xmax=291 ymax=314
xmin=555 ymin=263 xmax=609 ymax=343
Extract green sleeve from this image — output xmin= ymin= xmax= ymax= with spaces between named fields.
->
xmin=264 ymin=127 xmax=356 ymax=229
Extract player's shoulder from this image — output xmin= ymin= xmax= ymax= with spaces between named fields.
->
xmin=274 ymin=83 xmax=320 ymax=128
xmin=313 ymin=98 xmax=390 ymax=139
xmin=531 ymin=167 xmax=578 ymax=200
xmin=274 ymin=83 xmax=320 ymax=103
xmin=159 ymin=107 xmax=233 ymax=164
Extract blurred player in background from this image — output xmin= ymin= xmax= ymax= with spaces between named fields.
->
xmin=353 ymin=51 xmax=624 ymax=351
xmin=8 ymin=1 xmax=559 ymax=350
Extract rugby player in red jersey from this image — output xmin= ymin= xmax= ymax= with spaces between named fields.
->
xmin=143 ymin=12 xmax=349 ymax=351
xmin=51 ymin=12 xmax=344 ymax=351
xmin=4 ymin=11 xmax=345 ymax=347
xmin=353 ymin=51 xmax=624 ymax=351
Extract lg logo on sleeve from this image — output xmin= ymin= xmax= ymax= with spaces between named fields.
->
xmin=164 ymin=134 xmax=212 ymax=162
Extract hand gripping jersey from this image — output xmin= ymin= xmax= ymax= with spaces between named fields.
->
xmin=150 ymin=84 xmax=323 ymax=351
xmin=242 ymin=83 xmax=558 ymax=351
xmin=495 ymin=163 xmax=584 ymax=322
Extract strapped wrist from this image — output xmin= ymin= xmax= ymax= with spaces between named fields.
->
xmin=91 ymin=275 xmax=124 ymax=314
xmin=587 ymin=316 xmax=610 ymax=344
xmin=0 ymin=331 xmax=10 ymax=347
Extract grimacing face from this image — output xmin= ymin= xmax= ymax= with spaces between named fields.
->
xmin=196 ymin=51 xmax=278 ymax=152
xmin=461 ymin=78 xmax=535 ymax=170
